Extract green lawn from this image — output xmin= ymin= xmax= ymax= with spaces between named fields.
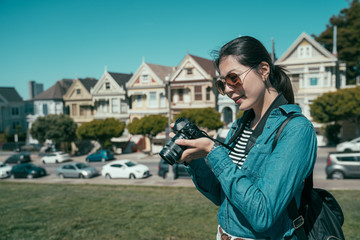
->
xmin=0 ymin=182 xmax=359 ymax=240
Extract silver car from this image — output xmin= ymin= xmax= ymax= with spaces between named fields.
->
xmin=56 ymin=162 xmax=98 ymax=179
xmin=326 ymin=151 xmax=360 ymax=179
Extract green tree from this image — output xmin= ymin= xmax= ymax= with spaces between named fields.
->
xmin=76 ymin=118 xmax=125 ymax=149
xmin=174 ymin=108 xmax=223 ymax=130
xmin=126 ymin=115 xmax=168 ymax=154
xmin=310 ymin=87 xmax=360 ymax=137
xmin=30 ymin=114 xmax=77 ymax=151
xmin=313 ymin=0 xmax=360 ymax=83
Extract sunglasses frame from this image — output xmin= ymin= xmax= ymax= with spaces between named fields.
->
xmin=216 ymin=67 xmax=254 ymax=95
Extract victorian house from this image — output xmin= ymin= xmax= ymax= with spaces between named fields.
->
xmin=169 ymin=54 xmax=217 ymax=120
xmin=0 ymin=87 xmax=26 ymax=135
xmin=26 ymin=79 xmax=73 ymax=144
xmin=91 ymin=69 xmax=132 ymax=123
xmin=275 ymin=32 xmax=347 ymax=142
xmin=126 ymin=61 xmax=174 ymax=122
xmin=63 ymin=78 xmax=97 ymax=125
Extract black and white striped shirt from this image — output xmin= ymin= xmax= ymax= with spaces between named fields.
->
xmin=229 ymin=122 xmax=254 ymax=168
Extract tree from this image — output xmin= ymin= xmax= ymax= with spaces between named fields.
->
xmin=174 ymin=108 xmax=223 ymax=130
xmin=30 ymin=114 xmax=77 ymax=151
xmin=313 ymin=0 xmax=360 ymax=83
xmin=76 ymin=118 xmax=125 ymax=149
xmin=310 ymin=87 xmax=360 ymax=137
xmin=126 ymin=115 xmax=168 ymax=154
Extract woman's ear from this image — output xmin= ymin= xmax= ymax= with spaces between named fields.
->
xmin=259 ymin=61 xmax=270 ymax=81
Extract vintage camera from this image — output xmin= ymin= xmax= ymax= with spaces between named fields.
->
xmin=159 ymin=118 xmax=207 ymax=165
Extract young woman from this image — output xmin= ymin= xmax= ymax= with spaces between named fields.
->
xmin=171 ymin=36 xmax=317 ymax=239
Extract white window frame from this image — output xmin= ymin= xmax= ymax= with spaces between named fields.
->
xmin=149 ymin=92 xmax=157 ymax=108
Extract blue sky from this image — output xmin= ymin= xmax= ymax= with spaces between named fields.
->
xmin=0 ymin=0 xmax=350 ymax=100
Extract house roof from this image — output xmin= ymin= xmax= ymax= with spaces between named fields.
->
xmin=79 ymin=78 xmax=98 ymax=92
xmin=0 ymin=87 xmax=23 ymax=102
xmin=108 ymin=72 xmax=133 ymax=88
xmin=146 ymin=63 xmax=174 ymax=80
xmin=189 ymin=54 xmax=217 ymax=78
xmin=34 ymin=79 xmax=73 ymax=100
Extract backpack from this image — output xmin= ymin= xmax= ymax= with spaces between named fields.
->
xmin=274 ymin=115 xmax=345 ymax=240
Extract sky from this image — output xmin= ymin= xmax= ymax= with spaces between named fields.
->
xmin=0 ymin=0 xmax=351 ymax=100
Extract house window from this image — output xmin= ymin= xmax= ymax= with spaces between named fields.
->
xmin=72 ymin=104 xmax=77 ymax=116
xmin=79 ymin=106 xmax=86 ymax=116
xmin=141 ymin=70 xmax=149 ymax=83
xmin=136 ymin=95 xmax=143 ymax=107
xmin=160 ymin=93 xmax=165 ymax=108
xmin=206 ymin=87 xmax=211 ymax=101
xmin=76 ymin=89 xmax=81 ymax=94
xmin=178 ymin=89 xmax=184 ymax=102
xmin=195 ymin=86 xmax=202 ymax=101
xmin=149 ymin=92 xmax=157 ymax=108
xmin=121 ymin=100 xmax=127 ymax=113
xmin=112 ymin=98 xmax=119 ymax=113
xmin=43 ymin=104 xmax=48 ymax=115
xmin=11 ymin=107 xmax=19 ymax=115
xmin=310 ymin=78 xmax=318 ymax=86
xmin=298 ymin=45 xmax=312 ymax=58
xmin=12 ymin=121 xmax=20 ymax=130
xmin=186 ymin=68 xmax=193 ymax=75
xmin=105 ymin=82 xmax=110 ymax=90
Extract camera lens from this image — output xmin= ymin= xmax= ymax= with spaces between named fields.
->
xmin=159 ymin=140 xmax=185 ymax=165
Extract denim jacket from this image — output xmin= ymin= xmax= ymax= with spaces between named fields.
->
xmin=186 ymin=104 xmax=317 ymax=239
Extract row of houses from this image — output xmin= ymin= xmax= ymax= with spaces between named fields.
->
xmin=1 ymin=32 xmax=358 ymax=149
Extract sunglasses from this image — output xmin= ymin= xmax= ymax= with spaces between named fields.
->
xmin=216 ymin=67 xmax=253 ymax=95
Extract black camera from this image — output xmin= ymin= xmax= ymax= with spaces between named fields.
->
xmin=159 ymin=118 xmax=207 ymax=165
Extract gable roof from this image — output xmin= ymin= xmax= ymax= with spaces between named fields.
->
xmin=146 ymin=63 xmax=174 ymax=80
xmin=34 ymin=79 xmax=73 ymax=100
xmin=275 ymin=32 xmax=337 ymax=64
xmin=79 ymin=78 xmax=98 ymax=92
xmin=108 ymin=72 xmax=133 ymax=88
xmin=189 ymin=54 xmax=217 ymax=78
xmin=0 ymin=87 xmax=23 ymax=102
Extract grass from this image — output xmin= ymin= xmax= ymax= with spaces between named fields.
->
xmin=0 ymin=182 xmax=359 ymax=240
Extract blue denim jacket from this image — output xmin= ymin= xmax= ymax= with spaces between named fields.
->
xmin=186 ymin=104 xmax=317 ymax=239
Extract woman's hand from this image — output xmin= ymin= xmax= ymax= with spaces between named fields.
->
xmin=174 ymin=137 xmax=214 ymax=164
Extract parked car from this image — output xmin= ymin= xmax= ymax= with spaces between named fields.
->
xmin=86 ymin=150 xmax=115 ymax=162
xmin=158 ymin=159 xmax=189 ymax=179
xmin=10 ymin=163 xmax=46 ymax=179
xmin=4 ymin=153 xmax=31 ymax=164
xmin=56 ymin=162 xmax=98 ymax=179
xmin=336 ymin=137 xmax=360 ymax=152
xmin=41 ymin=152 xmax=71 ymax=164
xmin=326 ymin=151 xmax=360 ymax=179
xmin=0 ymin=162 xmax=12 ymax=178
xmin=101 ymin=159 xmax=150 ymax=179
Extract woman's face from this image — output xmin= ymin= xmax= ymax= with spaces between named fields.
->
xmin=218 ymin=55 xmax=267 ymax=111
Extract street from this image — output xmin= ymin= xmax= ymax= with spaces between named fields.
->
xmin=1 ymin=147 xmax=360 ymax=189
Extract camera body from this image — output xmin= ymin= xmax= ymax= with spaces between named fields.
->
xmin=159 ymin=118 xmax=206 ymax=165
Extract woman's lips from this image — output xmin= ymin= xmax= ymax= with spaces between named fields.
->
xmin=233 ymin=95 xmax=244 ymax=104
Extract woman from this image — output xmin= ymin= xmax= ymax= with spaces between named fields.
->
xmin=171 ymin=36 xmax=317 ymax=239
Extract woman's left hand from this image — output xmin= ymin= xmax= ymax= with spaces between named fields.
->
xmin=174 ymin=137 xmax=214 ymax=164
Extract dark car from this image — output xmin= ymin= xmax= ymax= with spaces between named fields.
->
xmin=158 ymin=159 xmax=189 ymax=179
xmin=10 ymin=163 xmax=47 ymax=179
xmin=86 ymin=150 xmax=115 ymax=162
xmin=5 ymin=153 xmax=31 ymax=164
xmin=326 ymin=151 xmax=360 ymax=179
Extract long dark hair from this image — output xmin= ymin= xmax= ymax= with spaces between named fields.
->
xmin=213 ymin=36 xmax=294 ymax=104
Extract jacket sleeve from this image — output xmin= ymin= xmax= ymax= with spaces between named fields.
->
xmin=206 ymin=117 xmax=317 ymax=232
xmin=186 ymin=158 xmax=224 ymax=206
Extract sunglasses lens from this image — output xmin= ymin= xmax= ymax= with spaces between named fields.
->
xmin=226 ymin=73 xmax=240 ymax=84
xmin=216 ymin=81 xmax=225 ymax=95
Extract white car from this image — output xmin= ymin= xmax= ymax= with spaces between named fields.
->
xmin=336 ymin=137 xmax=360 ymax=152
xmin=101 ymin=159 xmax=150 ymax=179
xmin=0 ymin=162 xmax=12 ymax=178
xmin=41 ymin=152 xmax=71 ymax=164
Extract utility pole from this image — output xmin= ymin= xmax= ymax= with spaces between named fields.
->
xmin=165 ymin=74 xmax=174 ymax=181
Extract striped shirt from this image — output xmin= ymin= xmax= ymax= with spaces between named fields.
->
xmin=229 ymin=121 xmax=254 ymax=168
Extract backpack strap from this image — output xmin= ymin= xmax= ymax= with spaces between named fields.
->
xmin=271 ymin=114 xmax=308 ymax=240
